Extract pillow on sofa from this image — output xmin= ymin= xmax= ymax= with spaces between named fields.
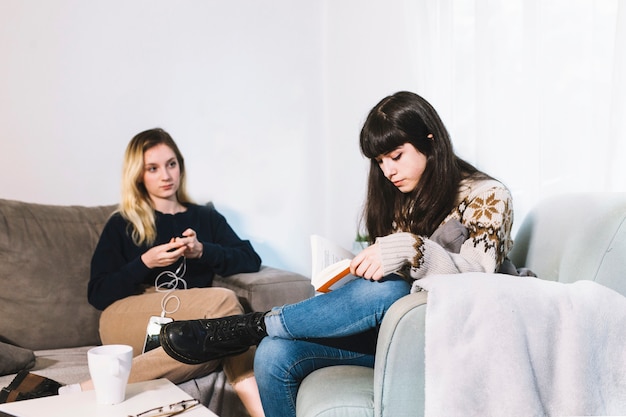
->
xmin=0 ymin=341 xmax=35 ymax=376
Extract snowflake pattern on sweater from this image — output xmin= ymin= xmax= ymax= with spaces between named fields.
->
xmin=376 ymin=177 xmax=513 ymax=287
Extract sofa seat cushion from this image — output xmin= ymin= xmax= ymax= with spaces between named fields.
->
xmin=0 ymin=346 xmax=94 ymax=389
xmin=296 ymin=366 xmax=374 ymax=417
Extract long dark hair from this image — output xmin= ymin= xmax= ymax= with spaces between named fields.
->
xmin=359 ymin=91 xmax=488 ymax=241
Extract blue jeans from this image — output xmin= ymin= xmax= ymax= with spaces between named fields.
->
xmin=254 ymin=275 xmax=411 ymax=417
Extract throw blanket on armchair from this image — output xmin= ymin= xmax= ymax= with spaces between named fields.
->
xmin=416 ymin=272 xmax=626 ymax=417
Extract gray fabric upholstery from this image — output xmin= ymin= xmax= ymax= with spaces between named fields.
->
xmin=297 ymin=366 xmax=374 ymax=417
xmin=0 ymin=199 xmax=114 ymax=350
xmin=0 ymin=198 xmax=314 ymax=416
xmin=296 ymin=192 xmax=626 ymax=417
xmin=0 ymin=341 xmax=35 ymax=376
xmin=508 ymin=192 xmax=626 ymax=294
xmin=0 ymin=347 xmax=93 ymax=387
xmin=214 ymin=266 xmax=316 ymax=312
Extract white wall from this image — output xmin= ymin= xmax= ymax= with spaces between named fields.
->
xmin=323 ymin=0 xmax=425 ymax=242
xmin=1 ymin=0 xmax=330 ymax=276
xmin=3 ymin=1 xmax=624 ymax=278
xmin=1 ymin=1 xmax=424 ymax=278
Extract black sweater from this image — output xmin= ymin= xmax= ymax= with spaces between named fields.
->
xmin=88 ymin=203 xmax=262 ymax=311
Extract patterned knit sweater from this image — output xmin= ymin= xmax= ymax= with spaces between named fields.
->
xmin=377 ymin=177 xmax=513 ymax=289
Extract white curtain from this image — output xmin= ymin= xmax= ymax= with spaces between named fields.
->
xmin=405 ymin=0 xmax=626 ymax=222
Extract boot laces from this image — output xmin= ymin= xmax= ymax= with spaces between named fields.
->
xmin=202 ymin=314 xmax=261 ymax=343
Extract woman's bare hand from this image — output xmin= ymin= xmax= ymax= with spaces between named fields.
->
xmin=141 ymin=238 xmax=187 ymax=269
xmin=350 ymin=243 xmax=384 ymax=281
xmin=176 ymin=228 xmax=204 ymax=259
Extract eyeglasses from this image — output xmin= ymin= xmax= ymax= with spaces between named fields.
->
xmin=129 ymin=399 xmax=200 ymax=417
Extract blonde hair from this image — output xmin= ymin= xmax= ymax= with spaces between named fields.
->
xmin=119 ymin=128 xmax=193 ymax=246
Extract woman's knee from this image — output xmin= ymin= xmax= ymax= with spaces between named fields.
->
xmin=99 ymin=294 xmax=161 ymax=350
xmin=254 ymin=338 xmax=295 ymax=381
xmin=254 ymin=338 xmax=329 ymax=384
xmin=345 ymin=275 xmax=410 ymax=305
xmin=203 ymin=287 xmax=244 ymax=317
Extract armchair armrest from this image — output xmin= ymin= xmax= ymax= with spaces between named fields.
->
xmin=213 ymin=266 xmax=314 ymax=312
xmin=296 ymin=291 xmax=428 ymax=417
xmin=374 ymin=291 xmax=428 ymax=417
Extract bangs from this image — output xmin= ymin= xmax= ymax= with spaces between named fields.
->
xmin=360 ymin=117 xmax=410 ymax=159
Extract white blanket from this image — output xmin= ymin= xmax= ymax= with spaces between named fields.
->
xmin=416 ymin=272 xmax=626 ymax=417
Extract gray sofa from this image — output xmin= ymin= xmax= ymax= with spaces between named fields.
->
xmin=296 ymin=192 xmax=626 ymax=417
xmin=0 ymin=198 xmax=314 ymax=416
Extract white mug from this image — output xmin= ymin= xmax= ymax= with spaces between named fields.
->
xmin=87 ymin=344 xmax=133 ymax=405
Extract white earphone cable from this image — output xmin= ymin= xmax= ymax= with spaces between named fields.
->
xmin=154 ymin=257 xmax=187 ymax=317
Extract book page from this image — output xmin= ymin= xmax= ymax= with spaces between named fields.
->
xmin=310 ymin=234 xmax=355 ymax=279
xmin=310 ymin=235 xmax=356 ymax=292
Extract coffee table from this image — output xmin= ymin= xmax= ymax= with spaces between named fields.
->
xmin=0 ymin=378 xmax=218 ymax=417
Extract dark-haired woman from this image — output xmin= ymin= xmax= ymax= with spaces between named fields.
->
xmin=160 ymin=91 xmax=515 ymax=417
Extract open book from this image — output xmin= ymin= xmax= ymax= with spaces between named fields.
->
xmin=310 ymin=234 xmax=358 ymax=293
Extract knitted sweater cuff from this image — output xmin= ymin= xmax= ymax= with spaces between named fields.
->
xmin=376 ymin=232 xmax=419 ymax=276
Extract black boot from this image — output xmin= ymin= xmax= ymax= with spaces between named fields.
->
xmin=160 ymin=312 xmax=268 ymax=364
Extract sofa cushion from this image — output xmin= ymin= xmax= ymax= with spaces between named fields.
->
xmin=0 ymin=199 xmax=116 ymax=350
xmin=297 ymin=366 xmax=374 ymax=417
xmin=0 ymin=341 xmax=35 ymax=376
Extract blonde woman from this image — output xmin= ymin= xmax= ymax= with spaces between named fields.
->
xmin=64 ymin=128 xmax=265 ymax=417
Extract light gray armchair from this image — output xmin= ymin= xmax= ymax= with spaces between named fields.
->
xmin=296 ymin=192 xmax=626 ymax=417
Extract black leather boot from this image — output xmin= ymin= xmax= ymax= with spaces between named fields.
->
xmin=159 ymin=312 xmax=268 ymax=364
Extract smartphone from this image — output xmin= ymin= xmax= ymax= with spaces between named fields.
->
xmin=142 ymin=315 xmax=174 ymax=354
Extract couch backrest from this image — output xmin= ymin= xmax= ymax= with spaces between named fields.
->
xmin=509 ymin=192 xmax=626 ymax=296
xmin=0 ymin=199 xmax=116 ymax=350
